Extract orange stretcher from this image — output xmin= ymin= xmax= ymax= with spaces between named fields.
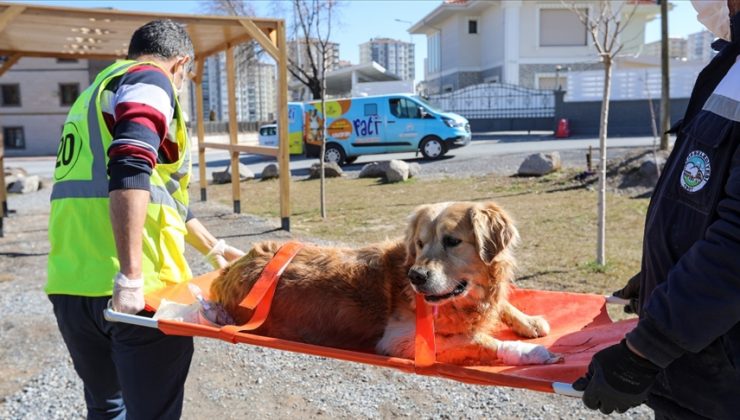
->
xmin=104 ymin=242 xmax=636 ymax=397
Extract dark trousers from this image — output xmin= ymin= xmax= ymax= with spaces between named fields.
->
xmin=49 ymin=295 xmax=194 ymax=420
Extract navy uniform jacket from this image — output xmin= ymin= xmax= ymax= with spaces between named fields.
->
xmin=625 ymin=23 xmax=740 ymax=420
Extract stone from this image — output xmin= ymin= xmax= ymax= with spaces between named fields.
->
xmin=308 ymin=162 xmax=343 ymax=179
xmin=517 ymin=152 xmax=561 ymax=176
xmin=385 ymin=160 xmax=409 ymax=183
xmin=211 ymin=163 xmax=254 ymax=184
xmin=638 ymin=156 xmax=665 ymax=183
xmin=358 ymin=162 xmax=387 ymax=178
xmin=8 ymin=175 xmax=40 ymax=194
xmin=261 ymin=163 xmax=279 ymax=180
xmin=407 ymin=162 xmax=421 ymax=178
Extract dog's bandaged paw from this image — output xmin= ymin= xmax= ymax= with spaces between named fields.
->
xmin=497 ymin=341 xmax=563 ymax=365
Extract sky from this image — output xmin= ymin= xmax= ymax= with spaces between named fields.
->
xmin=13 ymin=0 xmax=706 ymax=84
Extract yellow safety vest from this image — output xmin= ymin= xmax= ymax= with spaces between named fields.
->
xmin=46 ymin=60 xmax=192 ymax=296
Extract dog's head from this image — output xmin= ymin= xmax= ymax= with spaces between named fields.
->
xmin=403 ymin=201 xmax=519 ymax=305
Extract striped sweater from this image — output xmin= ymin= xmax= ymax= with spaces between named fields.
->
xmin=104 ymin=64 xmax=180 ymax=192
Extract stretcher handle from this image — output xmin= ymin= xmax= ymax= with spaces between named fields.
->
xmin=104 ymin=300 xmax=159 ymax=329
xmin=552 ymin=382 xmax=583 ymax=397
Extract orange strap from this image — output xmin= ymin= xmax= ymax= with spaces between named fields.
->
xmin=225 ymin=242 xmax=304 ymax=334
xmin=414 ymin=294 xmax=437 ymax=368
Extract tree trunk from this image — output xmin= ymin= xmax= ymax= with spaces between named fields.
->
xmin=597 ymin=55 xmax=612 ymax=266
xmin=319 ymin=50 xmax=327 ymax=219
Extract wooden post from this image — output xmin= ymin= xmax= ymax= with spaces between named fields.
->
xmin=194 ymin=58 xmax=207 ymax=202
xmin=226 ymin=45 xmax=241 ymax=214
xmin=276 ymin=20 xmax=290 ymax=231
xmin=0 ymin=137 xmax=5 ymax=237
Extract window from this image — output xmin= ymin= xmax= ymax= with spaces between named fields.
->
xmin=59 ymin=83 xmax=80 ymax=106
xmin=0 ymin=84 xmax=20 ymax=106
xmin=3 ymin=126 xmax=25 ymax=149
xmin=468 ymin=20 xmax=478 ymax=34
xmin=539 ymin=9 xmax=587 ymax=47
xmin=389 ymin=98 xmax=421 ymax=119
xmin=364 ymin=103 xmax=378 ymax=116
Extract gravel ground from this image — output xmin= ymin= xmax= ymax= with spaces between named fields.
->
xmin=0 ymin=147 xmax=654 ymax=419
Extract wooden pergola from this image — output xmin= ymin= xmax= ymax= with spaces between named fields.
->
xmin=0 ymin=2 xmax=291 ymax=236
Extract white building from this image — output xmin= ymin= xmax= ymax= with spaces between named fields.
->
xmin=409 ymin=0 xmax=659 ymax=94
xmin=197 ymin=50 xmax=277 ymax=123
xmin=687 ymin=30 xmax=717 ymax=63
xmin=359 ymin=38 xmax=415 ymax=81
xmin=0 ymin=57 xmax=100 ymax=156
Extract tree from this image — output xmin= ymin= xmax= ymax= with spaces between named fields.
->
xmin=566 ymin=0 xmax=638 ymax=266
xmin=286 ymin=0 xmax=339 ymax=102
xmin=287 ymin=0 xmax=339 ymax=219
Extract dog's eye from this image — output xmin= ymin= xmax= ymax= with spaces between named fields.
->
xmin=442 ymin=235 xmax=462 ymax=248
xmin=416 ymin=239 xmax=423 ymax=249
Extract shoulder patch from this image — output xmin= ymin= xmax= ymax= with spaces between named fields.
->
xmin=680 ymin=150 xmax=711 ymax=193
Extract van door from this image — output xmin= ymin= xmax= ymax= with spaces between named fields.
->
xmin=387 ymin=97 xmax=425 ymax=152
xmin=347 ymin=100 xmax=385 ymax=156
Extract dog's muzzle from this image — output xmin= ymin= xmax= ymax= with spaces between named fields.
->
xmin=408 ymin=267 xmax=469 ymax=303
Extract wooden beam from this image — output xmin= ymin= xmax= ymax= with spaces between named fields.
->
xmin=237 ymin=18 xmax=280 ymax=60
xmin=225 ymin=45 xmax=241 ymax=213
xmin=276 ymin=20 xmax=291 ymax=231
xmin=0 ymin=5 xmax=25 ymax=34
xmin=0 ymin=50 xmax=122 ymax=61
xmin=0 ymin=54 xmax=20 ymax=77
xmin=195 ymin=33 xmax=253 ymax=61
xmin=201 ymin=142 xmax=279 ymax=157
xmin=194 ymin=57 xmax=207 ymax=202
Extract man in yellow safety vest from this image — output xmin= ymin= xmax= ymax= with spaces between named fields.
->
xmin=46 ymin=19 xmax=243 ymax=419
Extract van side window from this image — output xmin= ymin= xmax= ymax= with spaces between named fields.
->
xmin=389 ymin=98 xmax=421 ymax=119
xmin=364 ymin=103 xmax=378 ymax=116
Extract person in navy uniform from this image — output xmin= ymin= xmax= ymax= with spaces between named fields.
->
xmin=573 ymin=1 xmax=740 ymax=418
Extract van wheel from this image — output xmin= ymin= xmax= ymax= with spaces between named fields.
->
xmin=420 ymin=136 xmax=445 ymax=160
xmin=324 ymin=143 xmax=346 ymax=165
xmin=345 ymin=156 xmax=358 ymax=164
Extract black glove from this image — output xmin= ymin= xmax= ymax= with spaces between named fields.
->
xmin=613 ymin=273 xmax=640 ymax=314
xmin=572 ymin=339 xmax=660 ymax=414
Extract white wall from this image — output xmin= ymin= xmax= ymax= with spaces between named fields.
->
xmin=0 ymin=58 xmax=90 ymax=156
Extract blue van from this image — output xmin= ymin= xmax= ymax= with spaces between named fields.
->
xmin=303 ymin=94 xmax=471 ymax=165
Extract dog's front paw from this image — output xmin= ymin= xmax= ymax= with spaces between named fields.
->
xmin=497 ymin=341 xmax=563 ymax=365
xmin=512 ymin=315 xmax=550 ymax=338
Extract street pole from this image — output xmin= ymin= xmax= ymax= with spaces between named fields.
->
xmin=659 ymin=0 xmax=670 ymax=150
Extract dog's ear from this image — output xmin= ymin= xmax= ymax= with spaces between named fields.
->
xmin=470 ymin=202 xmax=519 ymax=264
xmin=404 ymin=204 xmax=432 ymax=265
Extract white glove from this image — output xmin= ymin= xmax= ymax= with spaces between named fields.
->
xmin=112 ymin=272 xmax=145 ymax=314
xmin=205 ymin=239 xmax=245 ymax=269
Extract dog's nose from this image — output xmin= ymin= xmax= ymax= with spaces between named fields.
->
xmin=408 ymin=267 xmax=428 ymax=286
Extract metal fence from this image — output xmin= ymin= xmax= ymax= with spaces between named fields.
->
xmin=427 ymin=82 xmax=555 ymax=120
xmin=187 ymin=121 xmax=268 ymax=134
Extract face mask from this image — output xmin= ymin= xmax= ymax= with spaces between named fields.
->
xmin=691 ymin=0 xmax=731 ymax=41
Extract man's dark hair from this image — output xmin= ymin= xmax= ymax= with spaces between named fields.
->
xmin=127 ymin=19 xmax=194 ymax=70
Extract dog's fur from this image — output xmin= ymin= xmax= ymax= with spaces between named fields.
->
xmin=210 ymin=201 xmax=559 ymax=365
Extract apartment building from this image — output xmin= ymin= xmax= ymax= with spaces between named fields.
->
xmin=687 ymin=30 xmax=718 ymax=63
xmin=197 ymin=50 xmax=277 ymax=123
xmin=359 ymin=37 xmax=415 ymax=81
xmin=642 ymin=37 xmax=688 ymax=60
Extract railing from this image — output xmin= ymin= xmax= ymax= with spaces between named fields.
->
xmin=427 ymin=82 xmax=555 ymax=119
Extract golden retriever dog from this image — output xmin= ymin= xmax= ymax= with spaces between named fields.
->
xmin=210 ymin=201 xmax=561 ymax=365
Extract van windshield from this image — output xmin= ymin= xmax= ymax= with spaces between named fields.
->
xmin=412 ymin=96 xmax=442 ymax=114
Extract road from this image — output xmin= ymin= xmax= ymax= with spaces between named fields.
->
xmin=5 ymin=133 xmax=670 ymax=182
